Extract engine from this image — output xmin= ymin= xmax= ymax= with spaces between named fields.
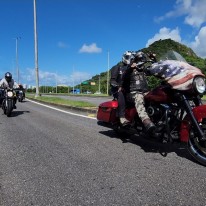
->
xmin=147 ymin=105 xmax=163 ymax=119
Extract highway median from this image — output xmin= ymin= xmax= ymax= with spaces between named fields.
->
xmin=25 ymin=93 xmax=98 ymax=114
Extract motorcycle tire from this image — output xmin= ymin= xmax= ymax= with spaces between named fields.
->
xmin=6 ymin=100 xmax=13 ymax=117
xmin=188 ymin=123 xmax=206 ymax=166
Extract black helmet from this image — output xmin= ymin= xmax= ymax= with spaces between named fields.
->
xmin=5 ymin=72 xmax=12 ymax=83
xmin=134 ymin=51 xmax=147 ymax=62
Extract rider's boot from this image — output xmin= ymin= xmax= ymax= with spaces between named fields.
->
xmin=120 ymin=117 xmax=130 ymax=127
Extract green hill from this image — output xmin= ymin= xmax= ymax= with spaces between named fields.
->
xmin=79 ymin=39 xmax=206 ymax=94
xmin=142 ymin=39 xmax=206 ymax=71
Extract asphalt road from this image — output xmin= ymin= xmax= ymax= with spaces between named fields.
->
xmin=0 ymin=99 xmax=206 ymax=206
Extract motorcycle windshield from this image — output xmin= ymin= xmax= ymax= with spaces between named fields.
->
xmin=159 ymin=50 xmax=187 ymax=62
xmin=149 ymin=51 xmax=205 ymax=91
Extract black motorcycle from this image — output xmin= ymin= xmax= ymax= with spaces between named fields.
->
xmin=2 ymin=88 xmax=15 ymax=117
xmin=16 ymin=90 xmax=24 ymax=102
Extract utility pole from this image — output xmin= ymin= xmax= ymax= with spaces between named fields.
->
xmin=56 ymin=72 xmax=57 ymax=93
xmin=72 ymin=65 xmax=75 ymax=94
xmin=15 ymin=37 xmax=21 ymax=84
xmin=33 ymin=0 xmax=40 ymax=97
xmin=99 ymin=74 xmax=101 ymax=93
xmin=106 ymin=50 xmax=110 ymax=95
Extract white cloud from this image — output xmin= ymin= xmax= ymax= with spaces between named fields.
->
xmin=70 ymin=71 xmax=92 ymax=84
xmin=57 ymin=41 xmax=69 ymax=48
xmin=146 ymin=27 xmax=181 ymax=47
xmin=22 ymin=68 xmax=35 ymax=83
xmin=155 ymin=0 xmax=206 ymax=28
xmin=22 ymin=68 xmax=60 ymax=85
xmin=184 ymin=0 xmax=206 ymax=27
xmin=152 ymin=0 xmax=206 ymax=58
xmin=146 ymin=26 xmax=206 ymax=58
xmin=189 ymin=26 xmax=206 ymax=58
xmin=79 ymin=43 xmax=102 ymax=53
xmin=22 ymin=68 xmax=92 ymax=86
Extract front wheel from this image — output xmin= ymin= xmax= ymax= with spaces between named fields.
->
xmin=6 ymin=100 xmax=13 ymax=117
xmin=188 ymin=123 xmax=206 ymax=166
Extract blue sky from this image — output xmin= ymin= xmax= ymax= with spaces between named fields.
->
xmin=0 ymin=0 xmax=206 ymax=87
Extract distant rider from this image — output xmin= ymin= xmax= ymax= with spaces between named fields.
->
xmin=0 ymin=72 xmax=19 ymax=108
xmin=17 ymin=84 xmax=26 ymax=99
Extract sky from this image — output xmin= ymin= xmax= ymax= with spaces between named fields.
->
xmin=0 ymin=0 xmax=206 ymax=87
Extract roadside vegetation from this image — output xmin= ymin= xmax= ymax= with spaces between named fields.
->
xmin=202 ymin=95 xmax=206 ymax=101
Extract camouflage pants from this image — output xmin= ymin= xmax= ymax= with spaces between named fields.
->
xmin=131 ymin=92 xmax=150 ymax=122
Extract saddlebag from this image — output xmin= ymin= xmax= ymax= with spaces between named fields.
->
xmin=97 ymin=100 xmax=118 ymax=123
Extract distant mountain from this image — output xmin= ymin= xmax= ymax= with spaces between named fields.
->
xmin=80 ymin=39 xmax=206 ymax=94
xmin=142 ymin=38 xmax=197 ymax=59
xmin=142 ymin=39 xmax=206 ymax=71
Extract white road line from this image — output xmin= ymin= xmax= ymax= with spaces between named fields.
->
xmin=27 ymin=99 xmax=97 ymax=120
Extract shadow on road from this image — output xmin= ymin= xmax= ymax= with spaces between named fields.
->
xmin=0 ymin=110 xmax=30 ymax=117
xmin=99 ymin=129 xmax=198 ymax=165
xmin=12 ymin=110 xmax=30 ymax=117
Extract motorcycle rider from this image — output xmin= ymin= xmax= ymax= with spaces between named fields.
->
xmin=122 ymin=51 xmax=156 ymax=134
xmin=0 ymin=72 xmax=19 ymax=109
xmin=17 ymin=84 xmax=26 ymax=99
xmin=110 ymin=51 xmax=132 ymax=126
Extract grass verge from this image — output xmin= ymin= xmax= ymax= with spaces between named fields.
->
xmin=202 ymin=95 xmax=206 ymax=101
xmin=26 ymin=93 xmax=96 ymax=108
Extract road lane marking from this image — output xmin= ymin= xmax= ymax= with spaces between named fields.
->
xmin=27 ymin=99 xmax=97 ymax=120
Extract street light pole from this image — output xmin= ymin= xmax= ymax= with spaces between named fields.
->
xmin=99 ymin=74 xmax=101 ymax=93
xmin=15 ymin=37 xmax=21 ymax=84
xmin=72 ymin=65 xmax=75 ymax=94
xmin=56 ymin=72 xmax=58 ymax=93
xmin=33 ymin=0 xmax=40 ymax=97
xmin=106 ymin=50 xmax=110 ymax=95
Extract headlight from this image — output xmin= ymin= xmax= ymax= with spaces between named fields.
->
xmin=7 ymin=91 xmax=13 ymax=97
xmin=193 ymin=76 xmax=206 ymax=94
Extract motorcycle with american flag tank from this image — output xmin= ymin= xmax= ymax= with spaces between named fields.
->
xmin=97 ymin=50 xmax=206 ymax=166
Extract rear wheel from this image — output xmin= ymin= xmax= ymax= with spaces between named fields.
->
xmin=188 ymin=121 xmax=206 ymax=166
xmin=18 ymin=96 xmax=23 ymax=102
